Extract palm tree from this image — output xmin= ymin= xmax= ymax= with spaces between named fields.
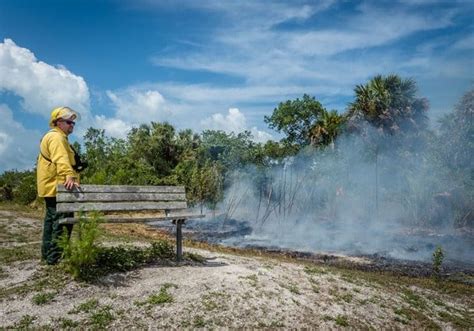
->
xmin=309 ymin=109 xmax=346 ymax=149
xmin=348 ymin=74 xmax=428 ymax=135
xmin=347 ymin=74 xmax=429 ymax=221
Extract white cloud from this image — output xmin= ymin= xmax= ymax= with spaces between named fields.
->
xmin=0 ymin=39 xmax=90 ymax=117
xmin=106 ymin=88 xmax=169 ymax=124
xmin=201 ymin=108 xmax=246 ymax=132
xmin=93 ymin=115 xmax=132 ymax=139
xmin=201 ymin=108 xmax=272 ymax=143
xmin=452 ymin=35 xmax=474 ymax=50
xmin=0 ymin=104 xmax=41 ymax=171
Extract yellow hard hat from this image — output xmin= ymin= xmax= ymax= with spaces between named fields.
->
xmin=49 ymin=106 xmax=80 ymax=128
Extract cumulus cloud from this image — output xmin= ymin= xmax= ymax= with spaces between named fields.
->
xmin=93 ymin=115 xmax=132 ymax=139
xmin=201 ymin=108 xmax=246 ymax=133
xmin=0 ymin=39 xmax=90 ymax=117
xmin=201 ymin=108 xmax=272 ymax=143
xmin=106 ymin=88 xmax=169 ymax=124
xmin=0 ymin=104 xmax=41 ymax=171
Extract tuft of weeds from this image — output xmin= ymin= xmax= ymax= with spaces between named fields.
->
xmin=0 ymin=265 xmax=69 ymax=301
xmin=281 ymin=283 xmax=300 ymax=295
xmin=304 ymin=265 xmax=327 ymax=275
xmin=136 ymin=283 xmax=177 ymax=307
xmin=0 ymin=244 xmax=40 ymax=264
xmin=395 ymin=307 xmax=441 ymax=329
xmin=15 ymin=314 xmax=37 ymax=329
xmin=340 ymin=292 xmax=353 ymax=303
xmin=70 ymin=299 xmax=99 ymax=314
xmin=335 ymin=315 xmax=349 ymax=327
xmin=193 ymin=315 xmax=206 ymax=327
xmin=438 ymin=310 xmax=473 ymax=329
xmin=402 ymin=289 xmax=427 ymax=310
xmin=89 ymin=305 xmax=115 ymax=328
xmin=201 ymin=291 xmax=230 ymax=311
xmin=32 ymin=291 xmax=56 ymax=305
xmin=56 ymin=317 xmax=80 ymax=329
xmin=240 ymin=274 xmax=258 ymax=287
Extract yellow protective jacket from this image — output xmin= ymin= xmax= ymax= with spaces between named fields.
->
xmin=37 ymin=127 xmax=80 ymax=197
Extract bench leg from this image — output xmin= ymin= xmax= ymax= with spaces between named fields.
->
xmin=176 ymin=220 xmax=183 ymax=262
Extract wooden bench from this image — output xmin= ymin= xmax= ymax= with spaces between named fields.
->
xmin=56 ymin=184 xmax=205 ymax=261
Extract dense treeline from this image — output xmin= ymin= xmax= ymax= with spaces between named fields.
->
xmin=1 ymin=75 xmax=472 ymax=228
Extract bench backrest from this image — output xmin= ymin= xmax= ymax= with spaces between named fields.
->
xmin=56 ymin=185 xmax=188 ymax=213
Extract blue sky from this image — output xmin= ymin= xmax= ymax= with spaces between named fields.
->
xmin=0 ymin=0 xmax=472 ymax=171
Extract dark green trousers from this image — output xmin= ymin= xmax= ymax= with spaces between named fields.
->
xmin=41 ymin=197 xmax=73 ymax=265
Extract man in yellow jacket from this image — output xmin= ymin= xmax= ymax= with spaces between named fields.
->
xmin=37 ymin=106 xmax=81 ymax=265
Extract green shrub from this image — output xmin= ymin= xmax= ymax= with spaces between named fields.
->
xmin=15 ymin=173 xmax=37 ymax=205
xmin=32 ymin=292 xmax=55 ymax=305
xmin=58 ymin=212 xmax=102 ymax=279
xmin=58 ymin=211 xmax=175 ymax=280
xmin=432 ymin=245 xmax=444 ymax=278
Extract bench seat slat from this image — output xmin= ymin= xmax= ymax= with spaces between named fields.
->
xmin=57 ymin=185 xmax=185 ymax=193
xmin=57 ymin=201 xmax=188 ymax=212
xmin=57 ymin=192 xmax=186 ymax=202
xmin=58 ymin=213 xmax=205 ymax=224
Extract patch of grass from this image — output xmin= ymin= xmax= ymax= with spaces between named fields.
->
xmin=402 ymin=289 xmax=427 ymax=310
xmin=0 ymin=265 xmax=69 ymax=301
xmin=438 ymin=310 xmax=473 ymax=329
xmin=395 ymin=307 xmax=441 ymax=329
xmin=335 ymin=315 xmax=349 ymax=327
xmin=0 ymin=266 xmax=7 ymax=280
xmin=329 ymin=287 xmax=339 ymax=297
xmin=0 ymin=244 xmax=40 ymax=263
xmin=89 ymin=305 xmax=114 ymax=328
xmin=71 ymin=299 xmax=99 ymax=314
xmin=32 ymin=291 xmax=56 ymax=305
xmin=339 ymin=292 xmax=353 ymax=303
xmin=304 ymin=265 xmax=327 ymax=275
xmin=358 ymin=299 xmax=369 ymax=305
xmin=136 ymin=283 xmax=177 ymax=307
xmin=240 ymin=274 xmax=258 ymax=287
xmin=201 ymin=291 xmax=230 ymax=311
xmin=56 ymin=317 xmax=80 ymax=328
xmin=281 ymin=282 xmax=300 ymax=295
xmin=15 ymin=314 xmax=37 ymax=329
xmin=193 ymin=315 xmax=206 ymax=327
xmin=147 ymin=290 xmax=173 ymax=305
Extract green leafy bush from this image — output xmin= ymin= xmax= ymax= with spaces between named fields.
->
xmin=59 ymin=213 xmax=175 ymax=280
xmin=432 ymin=245 xmax=444 ymax=278
xmin=58 ymin=212 xmax=102 ymax=279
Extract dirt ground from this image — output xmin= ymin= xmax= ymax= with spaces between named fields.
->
xmin=0 ymin=208 xmax=473 ymax=329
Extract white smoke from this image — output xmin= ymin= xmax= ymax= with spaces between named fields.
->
xmin=217 ymin=128 xmax=473 ymax=264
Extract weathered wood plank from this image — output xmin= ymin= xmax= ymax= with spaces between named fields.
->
xmin=57 ymin=192 xmax=187 ymax=202
xmin=58 ymin=213 xmax=205 ymax=224
xmin=57 ymin=184 xmax=185 ymax=193
xmin=57 ymin=201 xmax=188 ymax=212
